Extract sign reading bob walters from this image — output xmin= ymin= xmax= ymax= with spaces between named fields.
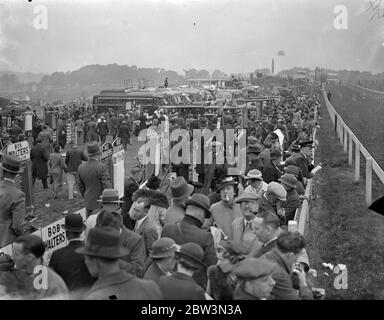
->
xmin=112 ymin=138 xmax=125 ymax=199
xmin=6 ymin=141 xmax=34 ymax=214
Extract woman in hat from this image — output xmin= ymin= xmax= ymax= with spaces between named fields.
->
xmin=206 ymin=240 xmax=247 ymax=300
xmin=157 ymin=242 xmax=206 ymax=300
xmin=48 ymin=144 xmax=66 ymax=199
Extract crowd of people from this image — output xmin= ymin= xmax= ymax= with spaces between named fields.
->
xmin=0 ymin=87 xmax=325 ymax=300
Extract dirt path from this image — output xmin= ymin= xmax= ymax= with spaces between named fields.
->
xmin=306 ymin=94 xmax=384 ymax=299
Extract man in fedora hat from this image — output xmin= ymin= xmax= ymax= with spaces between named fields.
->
xmin=244 ymin=169 xmax=268 ymax=198
xmin=85 ymin=190 xmax=146 ymax=278
xmin=144 ymin=237 xmax=177 ymax=284
xmin=279 ymin=173 xmax=301 ymax=222
xmin=78 ymin=142 xmax=112 ymax=218
xmin=158 ymin=242 xmax=206 ymax=300
xmin=49 ymin=213 xmax=87 ymax=293
xmin=0 ymin=155 xmax=25 ymax=247
xmin=162 ymin=193 xmax=218 ymax=289
xmin=208 ymin=176 xmax=242 ymax=241
xmin=76 ymin=226 xmax=162 ymax=300
xmin=232 ymin=193 xmax=262 ymax=253
xmin=164 ymin=176 xmax=194 ymax=226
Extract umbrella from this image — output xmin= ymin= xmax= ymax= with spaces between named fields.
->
xmin=368 ymin=195 xmax=384 ymax=216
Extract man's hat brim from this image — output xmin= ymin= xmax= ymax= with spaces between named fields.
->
xmin=185 ymin=199 xmax=211 ymax=219
xmin=0 ymin=163 xmax=23 ymax=174
xmin=61 ymin=224 xmax=86 ymax=232
xmin=75 ymin=246 xmax=129 ymax=259
xmin=175 ymin=251 xmax=205 ymax=267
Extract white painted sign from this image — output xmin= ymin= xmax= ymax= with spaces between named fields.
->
xmin=6 ymin=141 xmax=30 ymax=161
xmin=112 ymin=138 xmax=125 ymax=199
xmin=0 ymin=244 xmax=13 ymax=257
xmin=41 ymin=218 xmax=67 ymax=265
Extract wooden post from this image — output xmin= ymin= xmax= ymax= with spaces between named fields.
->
xmin=355 ymin=143 xmax=360 ymax=182
xmin=343 ymin=128 xmax=348 ymax=153
xmin=348 ymin=134 xmax=353 ymax=166
xmin=339 ymin=123 xmax=343 ymax=145
xmin=334 ymin=114 xmax=337 ymax=132
xmin=366 ymin=157 xmax=372 ymax=206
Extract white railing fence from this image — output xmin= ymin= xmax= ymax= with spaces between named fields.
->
xmin=323 ymin=84 xmax=384 ymax=206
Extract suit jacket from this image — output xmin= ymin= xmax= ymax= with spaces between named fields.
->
xmin=77 ymin=159 xmax=112 ymax=211
xmin=30 ymin=143 xmax=49 ymax=179
xmin=0 ymin=179 xmax=25 ymax=247
xmin=48 ymin=240 xmax=85 ymax=291
xmin=285 ymin=152 xmax=313 ymax=179
xmin=161 ymin=215 xmax=218 ymax=289
xmin=283 ymin=189 xmax=301 ymax=221
xmin=261 ymin=248 xmax=313 ymax=300
xmin=120 ymin=226 xmax=146 ymax=278
xmin=65 ymin=148 xmax=88 ymax=173
xmin=232 ymin=217 xmax=262 ymax=254
xmin=121 ymin=177 xmax=140 ymax=230
xmin=134 ymin=216 xmax=159 ymax=264
xmin=158 ymin=272 xmax=206 ymax=300
xmin=262 ymin=161 xmax=282 ymax=184
xmin=144 ymin=262 xmax=168 ymax=284
xmin=164 ymin=203 xmax=186 ymax=226
xmin=84 ymin=270 xmax=163 ymax=300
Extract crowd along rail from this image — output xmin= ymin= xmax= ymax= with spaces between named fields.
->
xmin=292 ymin=103 xmax=317 ymax=237
xmin=323 ymin=83 xmax=384 ymax=206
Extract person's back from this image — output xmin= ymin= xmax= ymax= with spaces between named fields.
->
xmin=78 ymin=158 xmax=112 ymax=212
xmin=85 ymin=271 xmax=163 ymax=300
xmin=158 ymin=272 xmax=205 ymax=300
xmin=66 ymin=148 xmax=87 ymax=173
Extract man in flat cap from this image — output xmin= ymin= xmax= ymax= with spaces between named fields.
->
xmin=233 ymin=257 xmax=277 ymax=300
xmin=263 ymin=149 xmax=284 ymax=184
xmin=232 ymin=193 xmax=262 ymax=253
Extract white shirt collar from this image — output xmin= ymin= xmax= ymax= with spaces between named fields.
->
xmin=136 ymin=215 xmax=148 ymax=229
xmin=263 ymin=236 xmax=278 ymax=247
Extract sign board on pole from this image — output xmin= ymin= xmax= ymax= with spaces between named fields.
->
xmin=101 ymin=142 xmax=113 ymax=180
xmin=41 ymin=218 xmax=67 ymax=264
xmin=125 ymin=102 xmax=132 ymax=110
xmin=66 ymin=123 xmax=72 ymax=144
xmin=53 ymin=130 xmax=57 ymax=143
xmin=6 ymin=141 xmax=34 ymax=214
xmin=25 ymin=113 xmax=33 ymax=131
xmin=112 ymin=138 xmax=125 ymax=199
xmin=7 ymin=117 xmax=11 ymax=128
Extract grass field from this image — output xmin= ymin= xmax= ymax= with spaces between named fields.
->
xmin=306 ymin=93 xmax=384 ymax=299
xmin=31 ymin=135 xmax=144 ymax=228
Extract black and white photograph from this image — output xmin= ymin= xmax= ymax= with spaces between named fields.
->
xmin=0 ymin=0 xmax=383 ymax=303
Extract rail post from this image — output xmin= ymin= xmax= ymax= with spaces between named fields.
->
xmin=343 ymin=127 xmax=348 ymax=153
xmin=366 ymin=157 xmax=372 ymax=206
xmin=348 ymin=133 xmax=353 ymax=166
xmin=355 ymin=142 xmax=360 ymax=182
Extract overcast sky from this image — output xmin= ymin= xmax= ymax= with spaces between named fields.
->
xmin=0 ymin=0 xmax=383 ymax=75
